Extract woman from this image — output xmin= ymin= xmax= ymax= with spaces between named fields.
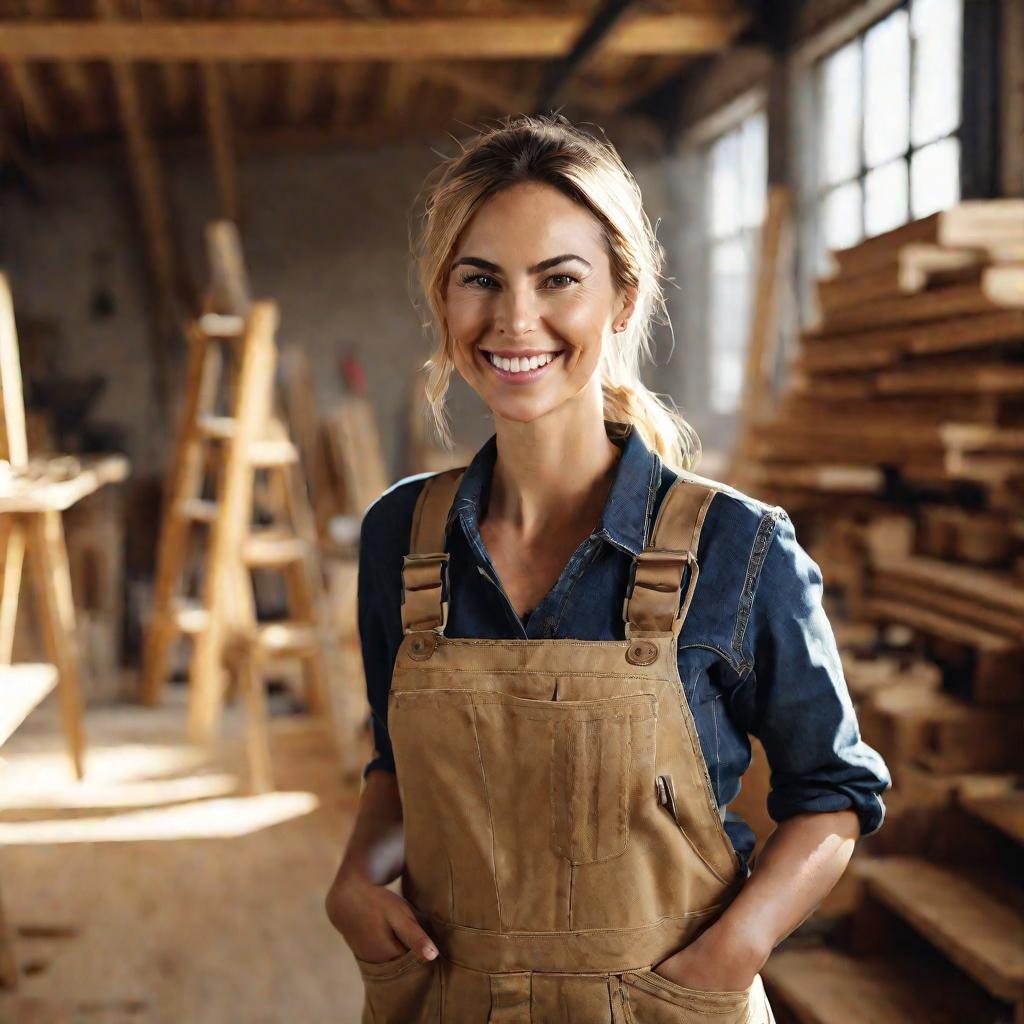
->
xmin=325 ymin=114 xmax=890 ymax=1023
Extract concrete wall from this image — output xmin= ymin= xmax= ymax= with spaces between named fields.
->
xmin=0 ymin=116 xmax=697 ymax=484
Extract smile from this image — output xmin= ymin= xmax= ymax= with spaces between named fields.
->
xmin=482 ymin=349 xmax=564 ymax=382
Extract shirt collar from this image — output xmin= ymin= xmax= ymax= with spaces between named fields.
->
xmin=445 ymin=419 xmax=661 ymax=557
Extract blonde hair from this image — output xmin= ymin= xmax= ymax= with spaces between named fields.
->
xmin=410 ymin=113 xmax=701 ymax=474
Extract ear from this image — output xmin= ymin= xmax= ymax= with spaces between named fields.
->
xmin=613 ymin=285 xmax=638 ymax=331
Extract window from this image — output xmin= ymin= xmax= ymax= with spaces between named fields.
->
xmin=704 ymin=110 xmax=767 ymax=416
xmin=815 ymin=0 xmax=963 ymax=271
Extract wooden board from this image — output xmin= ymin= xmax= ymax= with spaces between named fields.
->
xmin=854 ymin=856 xmax=1024 ymax=1003
xmin=960 ymin=789 xmax=1024 ymax=848
xmin=0 ymin=456 xmax=129 ymax=513
xmin=763 ymin=946 xmax=1005 ymax=1024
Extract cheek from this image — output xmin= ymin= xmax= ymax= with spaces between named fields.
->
xmin=445 ymin=291 xmax=487 ymax=340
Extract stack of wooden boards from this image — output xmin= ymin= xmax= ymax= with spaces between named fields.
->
xmin=731 ymin=201 xmax=1024 ymax=1024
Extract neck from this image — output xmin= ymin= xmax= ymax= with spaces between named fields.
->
xmin=487 ymin=390 xmax=621 ymax=544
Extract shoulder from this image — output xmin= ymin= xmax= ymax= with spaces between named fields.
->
xmin=657 ymin=463 xmax=789 ymax=559
xmin=359 ymin=471 xmax=440 ymax=551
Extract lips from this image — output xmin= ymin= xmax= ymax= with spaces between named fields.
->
xmin=481 ymin=348 xmax=565 ymax=382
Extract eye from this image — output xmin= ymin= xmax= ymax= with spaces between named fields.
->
xmin=460 ymin=273 xmax=500 ymax=289
xmin=543 ymin=273 xmax=580 ymax=289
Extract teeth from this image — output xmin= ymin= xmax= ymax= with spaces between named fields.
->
xmin=486 ymin=351 xmax=558 ymax=373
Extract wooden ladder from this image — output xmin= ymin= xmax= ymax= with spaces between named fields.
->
xmin=140 ymin=222 xmax=329 ymax=790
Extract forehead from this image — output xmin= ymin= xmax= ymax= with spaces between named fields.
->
xmin=455 ymin=181 xmax=607 ymax=259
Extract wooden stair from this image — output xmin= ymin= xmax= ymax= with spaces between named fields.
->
xmin=960 ymin=788 xmax=1024 ymax=848
xmin=853 ymin=856 xmax=1024 ymax=1005
xmin=762 ymin=947 xmax=1005 ymax=1024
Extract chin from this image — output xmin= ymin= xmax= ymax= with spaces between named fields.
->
xmin=487 ymin=397 xmax=564 ymax=425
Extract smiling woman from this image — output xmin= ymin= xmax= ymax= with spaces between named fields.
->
xmin=325 ymin=114 xmax=888 ymax=1024
xmin=411 ymin=113 xmax=700 ymax=474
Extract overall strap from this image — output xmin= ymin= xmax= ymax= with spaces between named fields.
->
xmin=624 ymin=474 xmax=720 ymax=638
xmin=401 ymin=467 xmax=466 ymax=634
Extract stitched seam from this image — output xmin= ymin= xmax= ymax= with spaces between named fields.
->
xmin=731 ymin=508 xmax=784 ymax=671
xmin=468 ymin=698 xmax=503 ymax=926
xmin=678 ymin=640 xmax=744 ymax=675
xmin=642 ymin=452 xmax=661 ymax=546
xmin=711 ymin=695 xmax=721 ymax=799
xmin=551 ymin=538 xmax=604 ymax=633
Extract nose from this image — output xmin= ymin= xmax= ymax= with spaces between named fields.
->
xmin=495 ymin=283 xmax=537 ymax=338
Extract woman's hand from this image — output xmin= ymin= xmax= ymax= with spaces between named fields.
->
xmin=652 ymin=922 xmax=765 ymax=994
xmin=325 ymin=872 xmax=439 ymax=965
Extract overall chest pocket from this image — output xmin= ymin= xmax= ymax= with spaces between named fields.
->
xmin=550 ymin=712 xmax=635 ymax=863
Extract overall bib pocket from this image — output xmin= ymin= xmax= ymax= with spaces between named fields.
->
xmin=353 ymin=947 xmax=441 ymax=1023
xmin=620 ymin=967 xmax=754 ymax=1023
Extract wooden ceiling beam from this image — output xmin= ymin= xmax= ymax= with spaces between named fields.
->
xmin=4 ymin=61 xmax=54 ymax=133
xmin=96 ymin=0 xmax=184 ymax=416
xmin=0 ymin=14 xmax=747 ymax=61
xmin=536 ymin=0 xmax=637 ymax=111
xmin=200 ymin=62 xmax=239 ymax=222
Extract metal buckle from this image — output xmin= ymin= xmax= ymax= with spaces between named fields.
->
xmin=622 ymin=548 xmax=696 ymax=635
xmin=400 ymin=552 xmax=451 ymax=607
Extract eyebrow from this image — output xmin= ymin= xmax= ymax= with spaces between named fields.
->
xmin=450 ymin=254 xmax=592 ymax=275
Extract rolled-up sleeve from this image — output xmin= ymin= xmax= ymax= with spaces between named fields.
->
xmin=358 ymin=501 xmax=398 ymax=780
xmin=738 ymin=509 xmax=891 ymax=837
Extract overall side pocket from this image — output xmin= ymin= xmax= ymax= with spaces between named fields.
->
xmin=354 ymin=947 xmax=441 ymax=1024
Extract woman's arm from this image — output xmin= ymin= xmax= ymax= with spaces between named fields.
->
xmin=656 ymin=508 xmax=889 ymax=990
xmin=655 ymin=808 xmax=860 ymax=989
xmin=324 ymin=769 xmax=440 ymax=963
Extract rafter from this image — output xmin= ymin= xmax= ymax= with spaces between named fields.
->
xmin=0 ymin=14 xmax=748 ymax=62
xmin=96 ymin=0 xmax=184 ymax=415
xmin=4 ymin=61 xmax=53 ymax=134
xmin=200 ymin=62 xmax=239 ymax=222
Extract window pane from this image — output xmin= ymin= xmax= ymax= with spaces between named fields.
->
xmin=821 ymin=41 xmax=862 ymax=186
xmin=864 ymin=8 xmax=910 ymax=167
xmin=911 ymin=136 xmax=960 ymax=218
xmin=823 ymin=181 xmax=863 ymax=251
xmin=741 ymin=110 xmax=768 ymax=229
xmin=865 ymin=158 xmax=909 ymax=236
xmin=708 ymin=237 xmax=752 ymax=415
xmin=912 ymin=0 xmax=962 ymax=146
xmin=709 ymin=127 xmax=742 ymax=238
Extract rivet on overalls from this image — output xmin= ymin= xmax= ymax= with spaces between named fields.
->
xmin=625 ymin=639 xmax=658 ymax=665
xmin=408 ymin=632 xmax=438 ymax=660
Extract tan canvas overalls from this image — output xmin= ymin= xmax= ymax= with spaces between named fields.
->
xmin=354 ymin=467 xmax=777 ymax=1023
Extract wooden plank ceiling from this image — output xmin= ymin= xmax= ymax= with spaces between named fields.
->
xmin=0 ymin=1 xmax=751 ymax=145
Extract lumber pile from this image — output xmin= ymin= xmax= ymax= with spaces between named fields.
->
xmin=733 ymin=201 xmax=1024 ymax=1024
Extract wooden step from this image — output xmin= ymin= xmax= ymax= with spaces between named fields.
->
xmin=178 ymin=497 xmax=218 ymax=524
xmin=0 ymin=664 xmax=58 ymax=746
xmin=254 ymin=622 xmax=320 ymax=655
xmin=243 ymin=531 xmax=309 ymax=567
xmin=173 ymin=598 xmax=210 ymax=636
xmin=197 ymin=416 xmax=299 ymax=467
xmin=197 ymin=312 xmax=246 ymax=338
xmin=960 ymin=789 xmax=1024 ymax=847
xmin=853 ymin=856 xmax=1024 ymax=1002
xmin=763 ymin=946 xmax=1005 ymax=1024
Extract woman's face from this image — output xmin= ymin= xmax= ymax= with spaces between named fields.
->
xmin=444 ymin=180 xmax=634 ymax=424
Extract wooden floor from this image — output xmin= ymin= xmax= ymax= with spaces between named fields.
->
xmin=0 ymin=681 xmax=372 ymax=1024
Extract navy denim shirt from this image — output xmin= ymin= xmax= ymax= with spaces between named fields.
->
xmin=357 ymin=421 xmax=891 ymax=874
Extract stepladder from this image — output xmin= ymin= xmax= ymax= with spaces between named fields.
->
xmin=141 ymin=242 xmax=331 ymax=791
